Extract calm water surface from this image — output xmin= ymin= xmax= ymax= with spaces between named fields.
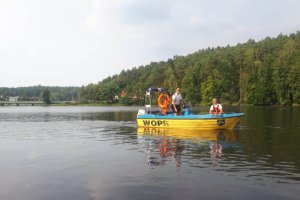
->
xmin=0 ymin=106 xmax=299 ymax=200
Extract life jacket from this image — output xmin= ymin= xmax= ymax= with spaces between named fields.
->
xmin=158 ymin=94 xmax=170 ymax=112
xmin=212 ymin=104 xmax=221 ymax=113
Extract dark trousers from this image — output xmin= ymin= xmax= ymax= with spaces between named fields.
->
xmin=172 ymin=104 xmax=181 ymax=114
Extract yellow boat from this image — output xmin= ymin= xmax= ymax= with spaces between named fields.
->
xmin=137 ymin=112 xmax=244 ymax=130
xmin=137 ymin=87 xmax=245 ymax=130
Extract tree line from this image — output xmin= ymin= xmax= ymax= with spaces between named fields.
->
xmin=2 ymin=32 xmax=299 ymax=106
xmin=0 ymin=86 xmax=80 ymax=102
xmin=80 ymin=32 xmax=300 ymax=106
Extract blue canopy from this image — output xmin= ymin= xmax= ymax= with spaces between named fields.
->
xmin=147 ymin=87 xmax=167 ymax=92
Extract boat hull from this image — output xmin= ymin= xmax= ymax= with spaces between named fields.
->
xmin=137 ymin=113 xmax=244 ymax=130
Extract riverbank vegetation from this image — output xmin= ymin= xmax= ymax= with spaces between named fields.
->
xmin=1 ymin=32 xmax=299 ymax=106
xmin=0 ymin=86 xmax=80 ymax=102
xmin=80 ymin=32 xmax=300 ymax=106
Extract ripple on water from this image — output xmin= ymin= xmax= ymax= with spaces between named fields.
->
xmin=1 ymin=106 xmax=300 ymax=199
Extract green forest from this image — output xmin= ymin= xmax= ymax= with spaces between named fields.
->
xmin=0 ymin=86 xmax=80 ymax=102
xmin=80 ymin=32 xmax=300 ymax=106
xmin=1 ymin=32 xmax=299 ymax=106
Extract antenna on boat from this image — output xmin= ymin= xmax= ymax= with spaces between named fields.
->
xmin=145 ymin=88 xmax=152 ymax=114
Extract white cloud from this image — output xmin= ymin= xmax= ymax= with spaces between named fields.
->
xmin=25 ymin=50 xmax=37 ymax=58
xmin=0 ymin=0 xmax=299 ymax=87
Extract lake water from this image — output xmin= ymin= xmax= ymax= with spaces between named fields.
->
xmin=0 ymin=106 xmax=299 ymax=200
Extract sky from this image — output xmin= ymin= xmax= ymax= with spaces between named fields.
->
xmin=1 ymin=0 xmax=299 ymax=87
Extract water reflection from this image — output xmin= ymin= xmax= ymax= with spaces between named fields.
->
xmin=1 ymin=106 xmax=300 ymax=199
xmin=209 ymin=140 xmax=223 ymax=165
xmin=137 ymin=127 xmax=300 ymax=184
xmin=82 ymin=111 xmax=137 ymax=122
xmin=137 ymin=128 xmax=238 ymax=169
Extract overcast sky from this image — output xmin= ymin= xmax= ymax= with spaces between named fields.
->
xmin=1 ymin=0 xmax=299 ymax=87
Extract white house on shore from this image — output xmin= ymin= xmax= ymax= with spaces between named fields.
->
xmin=9 ymin=96 xmax=19 ymax=101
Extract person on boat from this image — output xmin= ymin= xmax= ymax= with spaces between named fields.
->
xmin=157 ymin=90 xmax=170 ymax=115
xmin=172 ymin=87 xmax=184 ymax=115
xmin=210 ymin=98 xmax=224 ymax=114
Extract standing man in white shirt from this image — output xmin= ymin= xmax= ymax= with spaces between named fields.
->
xmin=172 ymin=87 xmax=184 ymax=115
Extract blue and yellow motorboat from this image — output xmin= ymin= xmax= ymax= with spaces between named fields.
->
xmin=137 ymin=87 xmax=245 ymax=130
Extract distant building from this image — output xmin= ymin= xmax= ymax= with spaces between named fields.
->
xmin=114 ymin=95 xmax=119 ymax=100
xmin=120 ymin=90 xmax=126 ymax=97
xmin=9 ymin=96 xmax=19 ymax=102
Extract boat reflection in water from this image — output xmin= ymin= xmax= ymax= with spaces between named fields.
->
xmin=137 ymin=127 xmax=239 ymax=168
